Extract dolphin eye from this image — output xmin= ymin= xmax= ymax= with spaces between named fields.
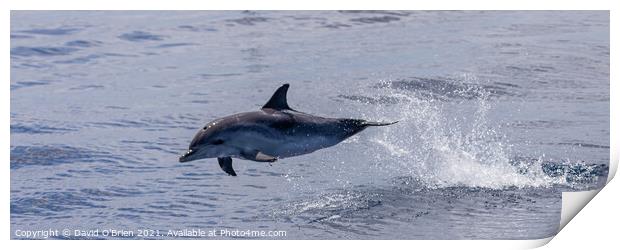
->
xmin=212 ymin=139 xmax=224 ymax=145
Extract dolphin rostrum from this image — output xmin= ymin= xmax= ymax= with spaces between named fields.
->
xmin=179 ymin=84 xmax=397 ymax=176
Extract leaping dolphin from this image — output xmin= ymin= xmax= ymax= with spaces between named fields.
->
xmin=179 ymin=84 xmax=397 ymax=176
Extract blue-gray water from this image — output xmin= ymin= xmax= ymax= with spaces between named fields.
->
xmin=10 ymin=11 xmax=609 ymax=240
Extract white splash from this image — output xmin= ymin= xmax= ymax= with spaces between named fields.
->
xmin=364 ymin=77 xmax=566 ymax=189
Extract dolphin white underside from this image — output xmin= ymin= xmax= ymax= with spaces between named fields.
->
xmin=226 ymin=129 xmax=341 ymax=160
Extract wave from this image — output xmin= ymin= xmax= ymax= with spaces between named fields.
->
xmin=118 ymin=31 xmax=166 ymax=42
xmin=270 ymin=183 xmax=561 ymax=239
xmin=16 ymin=27 xmax=81 ymax=36
xmin=64 ymin=40 xmax=102 ymax=48
xmin=10 ymin=123 xmax=75 ymax=134
xmin=11 ymin=46 xmax=79 ymax=57
xmin=376 ymin=77 xmax=519 ymax=100
xmin=10 ymin=80 xmax=50 ymax=90
xmin=10 ymin=145 xmax=124 ymax=170
xmin=226 ymin=16 xmax=270 ymax=26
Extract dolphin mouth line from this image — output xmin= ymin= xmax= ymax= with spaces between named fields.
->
xmin=179 ymin=149 xmax=195 ymax=163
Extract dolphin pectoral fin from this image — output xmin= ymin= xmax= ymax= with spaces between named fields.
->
xmin=262 ymin=84 xmax=292 ymax=111
xmin=217 ymin=157 xmax=237 ymax=176
xmin=255 ymin=152 xmax=278 ymax=162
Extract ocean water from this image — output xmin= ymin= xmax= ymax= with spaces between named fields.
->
xmin=10 ymin=11 xmax=609 ymax=240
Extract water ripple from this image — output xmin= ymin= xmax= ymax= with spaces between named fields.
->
xmin=11 ymin=122 xmax=76 ymax=134
xmin=226 ymin=17 xmax=270 ymax=26
xmin=11 ymin=80 xmax=50 ymax=90
xmin=10 ymin=145 xmax=117 ymax=169
xmin=11 ymin=46 xmax=79 ymax=57
xmin=350 ymin=16 xmax=401 ymax=24
xmin=54 ymin=54 xmax=103 ymax=64
xmin=376 ymin=77 xmax=518 ymax=101
xmin=18 ymin=28 xmax=81 ymax=36
xmin=11 ymin=191 xmax=106 ymax=216
xmin=154 ymin=43 xmax=197 ymax=48
xmin=64 ymin=40 xmax=102 ymax=47
xmin=118 ymin=31 xmax=166 ymax=42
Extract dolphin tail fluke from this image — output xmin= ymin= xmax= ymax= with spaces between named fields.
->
xmin=339 ymin=119 xmax=398 ymax=140
xmin=217 ymin=157 xmax=237 ymax=176
xmin=363 ymin=120 xmax=399 ymax=127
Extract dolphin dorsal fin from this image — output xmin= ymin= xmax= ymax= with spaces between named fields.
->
xmin=262 ymin=84 xmax=292 ymax=110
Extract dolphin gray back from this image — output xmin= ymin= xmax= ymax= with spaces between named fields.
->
xmin=260 ymin=84 xmax=398 ymax=140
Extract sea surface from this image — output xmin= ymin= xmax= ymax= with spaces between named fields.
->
xmin=10 ymin=11 xmax=610 ymax=239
